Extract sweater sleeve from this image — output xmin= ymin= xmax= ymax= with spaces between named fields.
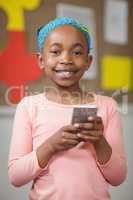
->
xmin=8 ymin=97 xmax=44 ymax=187
xmin=96 ymin=98 xmax=127 ymax=186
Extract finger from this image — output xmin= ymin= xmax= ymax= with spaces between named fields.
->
xmin=95 ymin=123 xmax=104 ymax=130
xmin=63 ymin=132 xmax=79 ymax=140
xmin=89 ymin=122 xmax=104 ymax=130
xmin=74 ymin=122 xmax=104 ymax=131
xmin=81 ymin=130 xmax=103 ymax=137
xmin=77 ymin=133 xmax=100 ymax=142
xmin=87 ymin=116 xmax=94 ymax=121
xmin=62 ymin=138 xmax=79 ymax=145
xmin=62 ymin=125 xmax=79 ymax=133
xmin=74 ymin=122 xmax=94 ymax=130
xmin=88 ymin=116 xmax=102 ymax=123
xmin=88 ymin=116 xmax=104 ymax=130
xmin=95 ymin=116 xmax=103 ymax=123
xmin=94 ymin=118 xmax=104 ymax=130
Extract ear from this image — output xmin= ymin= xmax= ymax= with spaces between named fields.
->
xmin=85 ymin=55 xmax=93 ymax=71
xmin=36 ymin=52 xmax=44 ymax=69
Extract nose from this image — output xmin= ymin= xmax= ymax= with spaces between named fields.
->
xmin=59 ymin=52 xmax=73 ymax=65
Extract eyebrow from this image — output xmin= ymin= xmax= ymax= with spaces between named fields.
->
xmin=49 ymin=43 xmax=61 ymax=48
xmin=72 ymin=43 xmax=84 ymax=49
xmin=49 ymin=42 xmax=84 ymax=49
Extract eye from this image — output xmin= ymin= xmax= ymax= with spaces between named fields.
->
xmin=50 ymin=50 xmax=61 ymax=56
xmin=72 ymin=50 xmax=83 ymax=56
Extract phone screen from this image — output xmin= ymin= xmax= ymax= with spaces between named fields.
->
xmin=71 ymin=105 xmax=97 ymax=124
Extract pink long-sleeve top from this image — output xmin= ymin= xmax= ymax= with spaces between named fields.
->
xmin=8 ymin=93 xmax=127 ymax=200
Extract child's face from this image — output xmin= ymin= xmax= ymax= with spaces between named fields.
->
xmin=38 ymin=25 xmax=92 ymax=90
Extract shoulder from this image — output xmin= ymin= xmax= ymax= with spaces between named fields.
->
xmin=96 ymin=94 xmax=119 ymax=114
xmin=95 ymin=95 xmax=121 ymax=125
xmin=16 ymin=93 xmax=45 ymax=120
xmin=17 ymin=93 xmax=44 ymax=107
xmin=96 ymin=94 xmax=117 ymax=106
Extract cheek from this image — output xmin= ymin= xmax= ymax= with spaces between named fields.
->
xmin=75 ymin=54 xmax=88 ymax=65
xmin=44 ymin=57 xmax=58 ymax=71
xmin=76 ymin=59 xmax=88 ymax=69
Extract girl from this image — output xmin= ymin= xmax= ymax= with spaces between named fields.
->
xmin=8 ymin=18 xmax=127 ymax=200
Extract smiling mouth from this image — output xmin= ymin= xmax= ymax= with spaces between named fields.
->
xmin=53 ymin=69 xmax=78 ymax=79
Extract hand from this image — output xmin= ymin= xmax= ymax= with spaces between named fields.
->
xmin=74 ymin=116 xmax=112 ymax=164
xmin=47 ymin=125 xmax=80 ymax=153
xmin=37 ymin=125 xmax=81 ymax=168
xmin=74 ymin=116 xmax=104 ymax=144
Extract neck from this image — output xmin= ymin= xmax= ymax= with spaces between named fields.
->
xmin=44 ymin=81 xmax=94 ymax=105
xmin=45 ymin=79 xmax=82 ymax=94
xmin=44 ymin=81 xmax=84 ymax=105
xmin=43 ymin=78 xmax=95 ymax=105
xmin=56 ymin=85 xmax=82 ymax=94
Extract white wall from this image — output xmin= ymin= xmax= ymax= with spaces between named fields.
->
xmin=0 ymin=107 xmax=31 ymax=200
xmin=0 ymin=105 xmax=133 ymax=200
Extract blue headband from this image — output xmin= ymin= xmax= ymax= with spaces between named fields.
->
xmin=37 ymin=17 xmax=93 ymax=53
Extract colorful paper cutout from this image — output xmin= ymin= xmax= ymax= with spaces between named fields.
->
xmin=0 ymin=32 xmax=42 ymax=103
xmin=0 ymin=0 xmax=41 ymax=103
xmin=101 ymin=56 xmax=132 ymax=90
xmin=0 ymin=0 xmax=40 ymax=31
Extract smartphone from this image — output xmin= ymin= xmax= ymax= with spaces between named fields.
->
xmin=71 ymin=105 xmax=97 ymax=124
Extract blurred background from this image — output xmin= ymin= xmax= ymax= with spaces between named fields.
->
xmin=0 ymin=0 xmax=133 ymax=199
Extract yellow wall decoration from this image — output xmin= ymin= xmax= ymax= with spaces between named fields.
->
xmin=0 ymin=0 xmax=41 ymax=31
xmin=101 ymin=56 xmax=132 ymax=90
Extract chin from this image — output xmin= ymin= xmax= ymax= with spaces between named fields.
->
xmin=54 ymin=80 xmax=78 ymax=89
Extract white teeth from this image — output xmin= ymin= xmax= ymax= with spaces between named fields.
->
xmin=55 ymin=71 xmax=75 ymax=78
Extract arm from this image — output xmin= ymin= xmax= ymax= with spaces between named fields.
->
xmin=8 ymin=97 xmax=79 ymax=186
xmin=93 ymin=135 xmax=112 ymax=165
xmin=94 ymin=99 xmax=127 ymax=186
xmin=8 ymin=97 xmax=52 ymax=187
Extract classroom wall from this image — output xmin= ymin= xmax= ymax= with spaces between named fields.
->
xmin=0 ymin=0 xmax=133 ymax=199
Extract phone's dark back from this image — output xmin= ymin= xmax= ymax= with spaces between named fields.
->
xmin=71 ymin=106 xmax=97 ymax=124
